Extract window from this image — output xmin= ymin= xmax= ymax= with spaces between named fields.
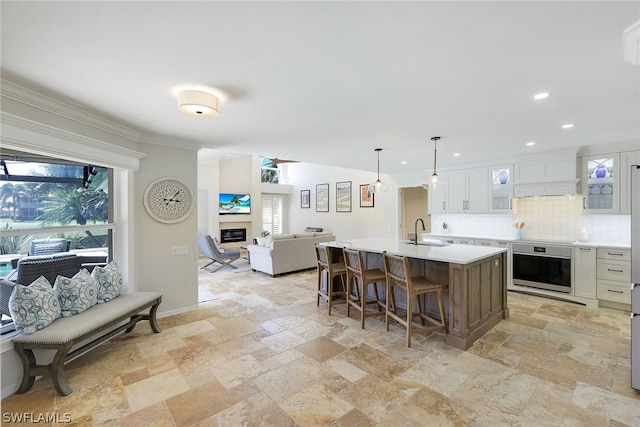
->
xmin=260 ymin=158 xmax=280 ymax=184
xmin=1 ymin=152 xmax=113 ymax=334
xmin=261 ymin=194 xmax=285 ymax=235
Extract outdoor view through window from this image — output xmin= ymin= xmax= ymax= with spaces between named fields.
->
xmin=0 ymin=153 xmax=113 ymax=334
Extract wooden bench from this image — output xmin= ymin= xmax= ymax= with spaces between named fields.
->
xmin=12 ymin=292 xmax=162 ymax=396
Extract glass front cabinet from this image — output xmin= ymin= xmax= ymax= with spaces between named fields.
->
xmin=582 ymin=153 xmax=620 ymax=213
xmin=490 ymin=165 xmax=512 ymax=212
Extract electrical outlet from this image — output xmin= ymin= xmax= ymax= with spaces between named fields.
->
xmin=171 ymin=246 xmax=188 ymax=256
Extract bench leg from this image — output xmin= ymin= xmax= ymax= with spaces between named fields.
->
xmin=148 ymin=300 xmax=162 ymax=333
xmin=14 ymin=342 xmax=73 ymax=396
xmin=50 ymin=343 xmax=73 ymax=396
xmin=14 ymin=344 xmax=36 ymax=394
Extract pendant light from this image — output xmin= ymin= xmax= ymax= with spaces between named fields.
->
xmin=368 ymin=148 xmax=389 ymax=193
xmin=422 ymin=137 xmax=446 ymax=191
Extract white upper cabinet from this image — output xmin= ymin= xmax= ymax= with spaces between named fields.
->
xmin=620 ymin=150 xmax=640 ymax=214
xmin=513 ymin=155 xmax=579 ymax=196
xmin=490 ymin=165 xmax=512 ymax=212
xmin=447 ymin=167 xmax=489 ymax=214
xmin=581 ymin=153 xmax=620 ymax=213
xmin=427 ymin=172 xmax=448 ymax=214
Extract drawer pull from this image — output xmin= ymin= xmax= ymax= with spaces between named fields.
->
xmin=480 ymin=243 xmax=490 ymax=246
xmin=607 ymin=289 xmax=624 ymax=294
xmin=607 ymin=269 xmax=624 ymax=273
xmin=607 ymin=252 xmax=624 ymax=256
xmin=579 ymin=248 xmax=591 ymax=252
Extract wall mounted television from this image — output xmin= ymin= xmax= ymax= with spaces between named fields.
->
xmin=219 ymin=193 xmax=251 ymax=215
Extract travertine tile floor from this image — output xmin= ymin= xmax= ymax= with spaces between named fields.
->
xmin=2 ymin=260 xmax=639 ymax=426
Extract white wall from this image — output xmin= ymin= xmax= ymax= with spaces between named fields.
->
xmin=286 ymin=162 xmax=397 ymax=240
xmin=134 ymin=142 xmax=199 ymax=314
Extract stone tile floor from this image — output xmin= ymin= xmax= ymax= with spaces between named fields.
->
xmin=2 ymin=262 xmax=639 ymax=426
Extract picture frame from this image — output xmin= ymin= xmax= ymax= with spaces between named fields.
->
xmin=336 ymin=181 xmax=352 ymax=212
xmin=300 ymin=189 xmax=310 ymax=209
xmin=359 ymin=184 xmax=374 ymax=207
xmin=316 ymin=183 xmax=329 ymax=212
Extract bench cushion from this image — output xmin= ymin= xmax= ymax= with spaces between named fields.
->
xmin=13 ymin=292 xmax=162 ymax=345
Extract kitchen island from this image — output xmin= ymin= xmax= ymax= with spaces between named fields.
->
xmin=322 ymin=238 xmax=508 ymax=350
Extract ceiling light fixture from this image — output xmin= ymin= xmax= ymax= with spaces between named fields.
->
xmin=526 ymin=141 xmax=536 ymax=146
xmin=422 ymin=137 xmax=446 ymax=191
xmin=533 ymin=92 xmax=551 ymax=100
xmin=561 ymin=123 xmax=574 ymax=129
xmin=368 ymin=148 xmax=389 ymax=194
xmin=177 ymin=90 xmax=220 ymax=118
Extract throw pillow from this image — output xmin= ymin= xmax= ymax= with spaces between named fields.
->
xmin=54 ymin=269 xmax=98 ymax=317
xmin=213 ymin=237 xmax=225 ymax=253
xmin=91 ymin=261 xmax=123 ymax=303
xmin=265 ymin=235 xmax=273 ymax=248
xmin=9 ymin=276 xmax=60 ymax=334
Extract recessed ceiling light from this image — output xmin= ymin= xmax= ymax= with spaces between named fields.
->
xmin=401 ymin=161 xmax=407 ymax=165
xmin=561 ymin=123 xmax=574 ymax=129
xmin=453 ymin=153 xmax=461 ymax=157
xmin=526 ymin=141 xmax=536 ymax=146
xmin=533 ymin=92 xmax=551 ymax=100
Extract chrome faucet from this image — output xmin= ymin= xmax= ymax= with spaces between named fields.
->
xmin=414 ymin=218 xmax=425 ymax=245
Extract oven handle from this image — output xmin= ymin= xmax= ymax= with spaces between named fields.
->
xmin=513 ymin=252 xmax=572 ymax=260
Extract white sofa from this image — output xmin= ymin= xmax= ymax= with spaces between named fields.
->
xmin=247 ymin=232 xmax=335 ymax=276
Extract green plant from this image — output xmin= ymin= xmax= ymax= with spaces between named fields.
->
xmin=260 ymin=230 xmax=270 ymax=237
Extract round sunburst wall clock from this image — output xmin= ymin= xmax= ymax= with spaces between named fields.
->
xmin=143 ymin=177 xmax=195 ymax=223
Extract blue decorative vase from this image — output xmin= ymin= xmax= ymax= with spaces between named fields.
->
xmin=595 ymin=164 xmax=607 ymax=178
xmin=499 ymin=171 xmax=508 ymax=185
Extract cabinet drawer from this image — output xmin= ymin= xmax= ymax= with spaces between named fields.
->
xmin=475 ymin=239 xmax=497 ymax=247
xmin=454 ymin=239 xmax=474 ymax=245
xmin=597 ymin=279 xmax=630 ymax=304
xmin=596 ymin=258 xmax=631 ymax=282
xmin=596 ymin=248 xmax=631 ymax=261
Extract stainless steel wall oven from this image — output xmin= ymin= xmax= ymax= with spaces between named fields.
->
xmin=512 ymin=242 xmax=573 ymax=293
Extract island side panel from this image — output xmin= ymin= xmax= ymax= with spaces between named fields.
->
xmin=445 ymin=254 xmax=507 ymax=350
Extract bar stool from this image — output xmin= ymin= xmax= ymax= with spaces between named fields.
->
xmin=315 ymin=244 xmax=347 ymax=315
xmin=342 ymin=247 xmax=386 ymax=329
xmin=382 ymin=251 xmax=447 ymax=347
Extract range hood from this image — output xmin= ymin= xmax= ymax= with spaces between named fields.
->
xmin=512 ymin=152 xmax=580 ymax=197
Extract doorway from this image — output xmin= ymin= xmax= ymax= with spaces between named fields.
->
xmin=400 ymin=186 xmax=430 ymax=241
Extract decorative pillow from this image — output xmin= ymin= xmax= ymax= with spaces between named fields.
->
xmin=213 ymin=237 xmax=225 ymax=253
xmin=265 ymin=236 xmax=273 ymax=248
xmin=54 ymin=269 xmax=98 ymax=317
xmin=91 ymin=261 xmax=123 ymax=303
xmin=9 ymin=276 xmax=60 ymax=334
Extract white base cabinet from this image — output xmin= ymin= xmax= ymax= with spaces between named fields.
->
xmin=596 ymin=247 xmax=631 ymax=307
xmin=573 ymin=246 xmax=597 ymax=300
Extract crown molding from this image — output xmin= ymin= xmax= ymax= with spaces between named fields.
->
xmin=1 ymin=78 xmax=142 ymax=143
xmin=1 ymin=112 xmax=145 ymax=170
xmin=577 ymin=140 xmax=640 ymax=156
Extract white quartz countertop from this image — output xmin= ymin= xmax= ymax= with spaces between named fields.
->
xmin=322 ymin=238 xmax=506 ymax=265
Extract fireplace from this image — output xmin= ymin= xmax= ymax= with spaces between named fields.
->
xmin=221 ymin=228 xmax=247 ymax=243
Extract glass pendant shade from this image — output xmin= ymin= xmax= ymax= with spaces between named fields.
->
xmin=422 ymin=136 xmax=446 ymax=191
xmin=368 ymin=148 xmax=389 ymax=193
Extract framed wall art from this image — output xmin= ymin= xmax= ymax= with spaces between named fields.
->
xmin=359 ymin=184 xmax=374 ymax=208
xmin=316 ymin=183 xmax=329 ymax=212
xmin=336 ymin=181 xmax=352 ymax=212
xmin=300 ymin=189 xmax=310 ymax=208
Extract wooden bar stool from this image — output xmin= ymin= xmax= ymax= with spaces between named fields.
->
xmin=382 ymin=251 xmax=447 ymax=347
xmin=315 ymin=244 xmax=347 ymax=315
xmin=342 ymin=247 xmax=386 ymax=329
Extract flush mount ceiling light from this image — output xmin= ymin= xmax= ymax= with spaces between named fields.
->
xmin=368 ymin=148 xmax=389 ymax=194
xmin=623 ymin=20 xmax=640 ymax=65
xmin=422 ymin=137 xmax=447 ymax=191
xmin=533 ymin=92 xmax=551 ymax=100
xmin=177 ymin=90 xmax=220 ymax=118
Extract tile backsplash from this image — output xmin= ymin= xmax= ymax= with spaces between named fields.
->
xmin=431 ymin=195 xmax=631 ymax=244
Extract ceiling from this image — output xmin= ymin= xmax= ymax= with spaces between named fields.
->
xmin=2 ymin=2 xmax=639 ymax=175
